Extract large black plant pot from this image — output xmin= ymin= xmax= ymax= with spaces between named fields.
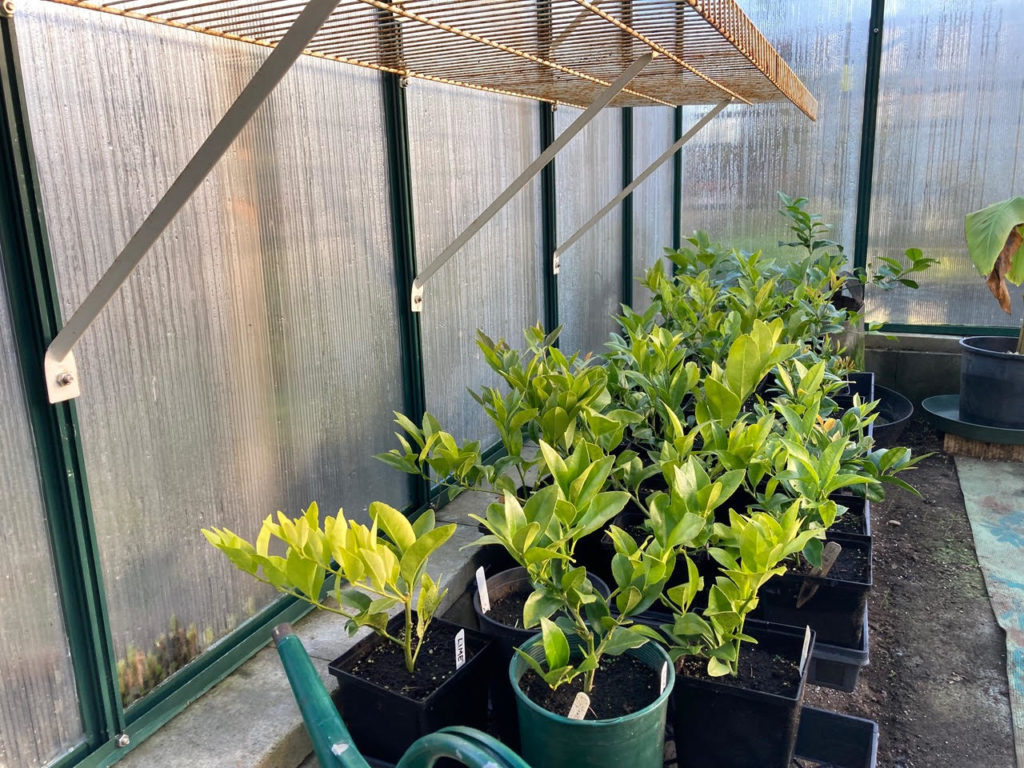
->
xmin=960 ymin=336 xmax=1024 ymax=430
xmin=872 ymin=384 xmax=913 ymax=448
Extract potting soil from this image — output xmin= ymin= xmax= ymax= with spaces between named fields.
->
xmin=519 ymin=653 xmax=659 ymax=719
xmin=957 ymin=456 xmax=1024 ymax=766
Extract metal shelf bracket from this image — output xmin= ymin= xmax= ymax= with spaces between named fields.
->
xmin=410 ymin=50 xmax=656 ymax=313
xmin=42 ymin=0 xmax=342 ymax=403
xmin=552 ymin=98 xmax=732 ymax=275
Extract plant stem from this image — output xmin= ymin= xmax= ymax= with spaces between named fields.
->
xmin=1016 ymin=317 xmax=1024 ymax=355
xmin=403 ymin=599 xmax=415 ymax=674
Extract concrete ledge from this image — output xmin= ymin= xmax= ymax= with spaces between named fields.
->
xmin=865 ymin=332 xmax=964 ymax=406
xmin=118 ymin=492 xmax=491 ymax=768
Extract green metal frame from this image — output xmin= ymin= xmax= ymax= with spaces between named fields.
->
xmin=540 ymin=102 xmax=559 ymax=335
xmin=672 ymin=106 xmax=683 ymax=250
xmin=381 ymin=70 xmax=430 ymax=510
xmin=621 ymin=106 xmax=634 ymax=308
xmin=852 ymin=0 xmax=885 ymax=275
xmin=876 ymin=323 xmax=1019 ymax=337
xmin=0 ymin=11 xmax=122 ymax=763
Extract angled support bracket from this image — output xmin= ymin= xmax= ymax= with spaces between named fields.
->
xmin=43 ymin=0 xmax=342 ymax=403
xmin=410 ymin=50 xmax=656 ymax=313
xmin=552 ymin=98 xmax=731 ymax=274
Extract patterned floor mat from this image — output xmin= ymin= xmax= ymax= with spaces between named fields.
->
xmin=957 ymin=457 xmax=1024 ymax=767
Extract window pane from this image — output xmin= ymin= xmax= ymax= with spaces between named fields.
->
xmin=632 ymin=107 xmax=675 ymax=312
xmin=18 ymin=0 xmax=405 ymax=706
xmin=557 ymin=107 xmax=623 ymax=357
xmin=678 ymin=1 xmax=869 ymax=259
xmin=866 ymin=0 xmax=1024 ymax=328
xmin=0 ymin=254 xmax=83 ymax=765
xmin=409 ymin=83 xmax=544 ymax=444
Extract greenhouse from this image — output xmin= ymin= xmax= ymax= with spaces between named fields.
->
xmin=1 ymin=0 xmax=1022 ymax=766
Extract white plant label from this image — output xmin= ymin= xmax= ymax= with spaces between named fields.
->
xmin=455 ymin=629 xmax=466 ymax=670
xmin=799 ymin=625 xmax=813 ymax=674
xmin=476 ymin=566 xmax=491 ymax=614
xmin=660 ymin=662 xmax=669 ymax=694
xmin=567 ymin=691 xmax=590 ymax=720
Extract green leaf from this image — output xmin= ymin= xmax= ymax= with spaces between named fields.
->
xmin=399 ymin=523 xmax=456 ymax=587
xmin=369 ymin=501 xmax=416 ymax=553
xmin=704 ymin=377 xmax=741 ymax=424
xmin=601 ymin=627 xmax=649 ymax=656
xmin=965 ymin=197 xmax=1024 ymax=282
xmin=523 ymin=590 xmax=561 ymax=628
xmin=540 ymin=617 xmax=570 ymax=670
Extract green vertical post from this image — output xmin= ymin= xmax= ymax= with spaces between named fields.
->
xmin=853 ymin=0 xmax=886 ymax=275
xmin=381 ymin=71 xmax=429 ymax=509
xmin=672 ymin=106 xmax=683 ymax=250
xmin=621 ymin=106 xmax=634 ymax=308
xmin=0 ymin=8 xmax=123 ymax=756
xmin=540 ymin=102 xmax=559 ymax=334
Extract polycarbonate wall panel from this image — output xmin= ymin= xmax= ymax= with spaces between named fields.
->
xmin=678 ymin=1 xmax=869 ymax=258
xmin=556 ymin=107 xmax=623 ymax=357
xmin=409 ymin=82 xmax=543 ymax=444
xmin=0 ymin=257 xmax=82 ymax=766
xmin=865 ymin=0 xmax=1024 ymax=328
xmin=632 ymin=108 xmax=675 ymax=312
xmin=18 ymin=0 xmax=405 ymax=706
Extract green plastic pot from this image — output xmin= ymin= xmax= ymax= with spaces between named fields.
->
xmin=509 ymin=635 xmax=674 ymax=768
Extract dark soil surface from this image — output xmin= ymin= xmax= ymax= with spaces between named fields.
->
xmin=803 ymin=415 xmax=1016 ymax=767
xmin=519 ymin=653 xmax=661 ymax=720
xmin=680 ymin=642 xmax=802 ymax=698
xmin=339 ymin=621 xmax=486 ymax=701
xmin=487 ymin=589 xmax=529 ymax=628
xmin=789 ymin=537 xmax=871 ymax=583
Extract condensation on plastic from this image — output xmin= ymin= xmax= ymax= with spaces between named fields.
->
xmin=16 ymin=0 xmax=406 ymax=701
xmin=865 ymin=0 xmax=1024 ymax=328
xmin=0 ymin=258 xmax=82 ymax=766
xmin=677 ymin=1 xmax=869 ymax=260
xmin=632 ymin=107 xmax=676 ymax=312
xmin=408 ymin=81 xmax=544 ymax=444
xmin=555 ymin=106 xmax=623 ymax=358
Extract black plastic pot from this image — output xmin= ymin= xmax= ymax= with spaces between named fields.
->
xmin=830 ymin=492 xmax=871 ymax=537
xmin=671 ymin=620 xmax=813 ymax=768
xmin=327 ymin=614 xmax=492 ymax=763
xmin=473 ymin=567 xmax=610 ymax=747
xmin=806 ymin=601 xmax=870 ymax=692
xmin=872 ymin=384 xmax=913 ymax=447
xmin=753 ymin=535 xmax=872 ymax=647
xmin=960 ymin=336 xmax=1024 ymax=429
xmin=835 ymin=371 xmax=876 ymax=412
xmin=794 ymin=706 xmax=879 ymax=767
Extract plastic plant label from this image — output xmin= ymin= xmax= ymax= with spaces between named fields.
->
xmin=660 ymin=662 xmax=668 ymax=694
xmin=455 ymin=629 xmax=466 ymax=669
xmin=567 ymin=691 xmax=590 ymax=720
xmin=476 ymin=566 xmax=490 ymax=614
xmin=799 ymin=625 xmax=813 ymax=674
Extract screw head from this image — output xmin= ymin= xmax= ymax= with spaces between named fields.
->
xmin=116 ymin=733 xmax=130 ymax=748
xmin=55 ymin=371 xmax=75 ymax=386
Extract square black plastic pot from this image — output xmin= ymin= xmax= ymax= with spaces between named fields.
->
xmin=753 ymin=534 xmax=872 ymax=647
xmin=829 ymin=492 xmax=871 ymax=537
xmin=794 ymin=706 xmax=879 ymax=767
xmin=327 ymin=614 xmax=492 ymax=763
xmin=671 ymin=620 xmax=813 ymax=768
xmin=806 ymin=599 xmax=870 ymax=692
